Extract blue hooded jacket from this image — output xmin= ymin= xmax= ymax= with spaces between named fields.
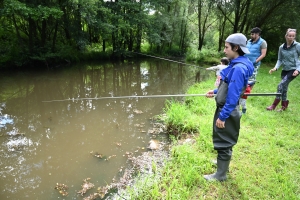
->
xmin=213 ymin=56 xmax=254 ymax=121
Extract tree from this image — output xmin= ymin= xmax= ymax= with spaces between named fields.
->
xmin=197 ymin=0 xmax=216 ymax=50
xmin=1 ymin=0 xmax=300 ymax=68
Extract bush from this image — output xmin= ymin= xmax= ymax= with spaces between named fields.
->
xmin=185 ymin=47 xmax=223 ymax=65
xmin=263 ymin=50 xmax=277 ymax=63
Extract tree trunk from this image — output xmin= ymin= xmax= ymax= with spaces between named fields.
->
xmin=103 ymin=39 xmax=106 ymax=52
xmin=61 ymin=6 xmax=71 ymax=41
xmin=41 ymin=19 xmax=47 ymax=48
xmin=12 ymin=14 xmax=22 ymax=43
xmin=52 ymin=20 xmax=58 ymax=52
xmin=128 ymin=29 xmax=133 ymax=51
xmin=198 ymin=0 xmax=202 ymax=50
xmin=218 ymin=17 xmax=227 ymax=52
xmin=28 ymin=17 xmax=37 ymax=54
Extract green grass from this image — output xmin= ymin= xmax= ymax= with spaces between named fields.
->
xmin=119 ymin=64 xmax=300 ymax=200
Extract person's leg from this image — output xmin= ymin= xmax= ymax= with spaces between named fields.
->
xmin=267 ymin=70 xmax=288 ymax=110
xmin=240 ymin=98 xmax=247 ymax=114
xmin=277 ymin=70 xmax=297 ymax=111
xmin=204 ymin=149 xmax=231 ymax=181
xmin=249 ymin=65 xmax=260 ymax=81
xmin=204 ymin=107 xmax=240 ymax=181
xmin=279 ymin=70 xmax=296 ymax=100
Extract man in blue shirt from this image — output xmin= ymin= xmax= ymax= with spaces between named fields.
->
xmin=245 ymin=27 xmax=267 ymax=81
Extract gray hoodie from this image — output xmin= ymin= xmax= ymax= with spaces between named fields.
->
xmin=274 ymin=41 xmax=300 ymax=71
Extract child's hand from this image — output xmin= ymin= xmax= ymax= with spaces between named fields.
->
xmin=206 ymin=90 xmax=214 ymax=98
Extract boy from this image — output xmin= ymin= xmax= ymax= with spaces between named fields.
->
xmin=204 ymin=33 xmax=254 ymax=181
xmin=206 ymin=57 xmax=229 ymax=87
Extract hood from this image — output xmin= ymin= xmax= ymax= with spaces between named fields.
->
xmin=230 ymin=56 xmax=254 ymax=78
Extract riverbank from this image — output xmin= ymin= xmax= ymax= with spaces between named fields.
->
xmin=115 ymin=64 xmax=300 ymax=199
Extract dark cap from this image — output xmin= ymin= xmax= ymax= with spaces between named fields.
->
xmin=251 ymin=27 xmax=262 ymax=34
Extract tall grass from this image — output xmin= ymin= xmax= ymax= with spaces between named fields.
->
xmin=119 ymin=64 xmax=300 ymax=200
xmin=163 ymin=100 xmax=201 ymax=136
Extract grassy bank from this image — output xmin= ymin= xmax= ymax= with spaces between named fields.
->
xmin=120 ymin=64 xmax=300 ymax=200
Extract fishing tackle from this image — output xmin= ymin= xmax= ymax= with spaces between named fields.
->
xmin=42 ymin=93 xmax=281 ymax=103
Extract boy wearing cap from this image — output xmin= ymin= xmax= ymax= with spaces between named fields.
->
xmin=245 ymin=27 xmax=267 ymax=81
xmin=204 ymin=33 xmax=254 ymax=181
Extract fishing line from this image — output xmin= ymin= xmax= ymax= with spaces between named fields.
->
xmin=42 ymin=93 xmax=281 ymax=103
xmin=132 ymin=52 xmax=206 ymax=69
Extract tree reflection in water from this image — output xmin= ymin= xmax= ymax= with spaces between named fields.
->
xmin=0 ymin=59 xmax=211 ymax=199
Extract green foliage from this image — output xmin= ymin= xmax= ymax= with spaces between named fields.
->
xmin=185 ymin=47 xmax=223 ymax=65
xmin=1 ymin=0 xmax=300 ymax=68
xmin=3 ymin=0 xmax=63 ymax=19
xmin=263 ymin=50 xmax=278 ymax=63
xmin=140 ymin=42 xmax=151 ymax=53
xmin=79 ymin=50 xmax=111 ymax=61
xmin=165 ymin=46 xmax=184 ymax=57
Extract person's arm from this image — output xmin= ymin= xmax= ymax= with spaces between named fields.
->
xmin=270 ymin=46 xmax=282 ymax=74
xmin=206 ymin=90 xmax=215 ymax=98
xmin=206 ymin=66 xmax=220 ymax=71
xmin=255 ymin=40 xmax=267 ymax=63
xmin=256 ymin=48 xmax=267 ymax=63
xmin=293 ymin=44 xmax=300 ymax=76
xmin=296 ymin=44 xmax=300 ymax=72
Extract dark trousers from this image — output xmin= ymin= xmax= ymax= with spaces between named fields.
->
xmin=276 ymin=70 xmax=298 ymax=101
xmin=212 ymin=106 xmax=241 ymax=161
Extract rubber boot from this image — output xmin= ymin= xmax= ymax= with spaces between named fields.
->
xmin=277 ymin=100 xmax=289 ymax=112
xmin=204 ymin=159 xmax=230 ymax=181
xmin=266 ymin=98 xmax=280 ymax=111
xmin=242 ymin=108 xmax=246 ymax=114
xmin=211 ymin=159 xmax=229 ymax=172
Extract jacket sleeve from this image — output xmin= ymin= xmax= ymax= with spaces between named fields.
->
xmin=296 ymin=44 xmax=300 ymax=71
xmin=275 ymin=46 xmax=283 ymax=70
xmin=206 ymin=66 xmax=220 ymax=71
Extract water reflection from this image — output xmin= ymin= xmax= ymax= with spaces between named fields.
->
xmin=0 ymin=59 xmax=211 ymax=199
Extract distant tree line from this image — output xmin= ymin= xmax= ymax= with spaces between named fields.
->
xmin=0 ymin=0 xmax=299 ymax=68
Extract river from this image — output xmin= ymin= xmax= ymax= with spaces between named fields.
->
xmin=0 ymin=59 xmax=211 ymax=199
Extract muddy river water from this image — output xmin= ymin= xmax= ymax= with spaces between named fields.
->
xmin=0 ymin=59 xmax=211 ymax=199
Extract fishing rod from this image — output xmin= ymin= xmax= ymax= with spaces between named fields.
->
xmin=42 ymin=93 xmax=281 ymax=103
xmin=132 ymin=52 xmax=206 ymax=69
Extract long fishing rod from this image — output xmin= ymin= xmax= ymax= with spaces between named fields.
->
xmin=132 ymin=52 xmax=206 ymax=69
xmin=42 ymin=93 xmax=281 ymax=103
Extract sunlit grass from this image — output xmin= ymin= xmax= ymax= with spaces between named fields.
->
xmin=118 ymin=64 xmax=300 ymax=200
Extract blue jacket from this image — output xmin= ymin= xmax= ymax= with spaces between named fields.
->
xmin=214 ymin=56 xmax=254 ymax=121
xmin=245 ymin=37 xmax=266 ymax=67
